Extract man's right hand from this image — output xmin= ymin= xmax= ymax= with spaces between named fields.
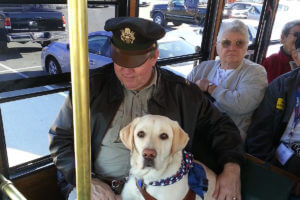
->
xmin=91 ymin=178 xmax=121 ymax=200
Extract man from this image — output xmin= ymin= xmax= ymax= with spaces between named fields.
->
xmin=246 ymin=36 xmax=300 ymax=178
xmin=49 ymin=17 xmax=243 ymax=200
xmin=262 ymin=20 xmax=300 ymax=83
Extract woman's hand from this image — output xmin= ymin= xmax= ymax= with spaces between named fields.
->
xmin=195 ymin=78 xmax=210 ymax=92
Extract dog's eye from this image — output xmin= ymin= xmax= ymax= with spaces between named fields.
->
xmin=159 ymin=133 xmax=168 ymax=140
xmin=137 ymin=131 xmax=145 ymax=138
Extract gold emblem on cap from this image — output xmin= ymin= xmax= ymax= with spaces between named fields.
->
xmin=120 ymin=28 xmax=135 ymax=44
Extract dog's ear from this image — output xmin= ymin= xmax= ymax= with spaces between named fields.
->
xmin=119 ymin=117 xmax=140 ymax=152
xmin=171 ymin=120 xmax=189 ymax=154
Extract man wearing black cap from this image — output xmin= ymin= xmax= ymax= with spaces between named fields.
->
xmin=247 ymin=36 xmax=300 ymax=183
xmin=49 ymin=17 xmax=244 ymax=200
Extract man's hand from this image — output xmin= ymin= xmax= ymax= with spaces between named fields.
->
xmin=91 ymin=178 xmax=121 ymax=200
xmin=212 ymin=163 xmax=241 ymax=200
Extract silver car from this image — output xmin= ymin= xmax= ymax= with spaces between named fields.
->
xmin=41 ymin=31 xmax=112 ymax=75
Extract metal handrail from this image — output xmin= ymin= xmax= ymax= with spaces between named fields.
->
xmin=68 ymin=0 xmax=91 ymax=199
xmin=0 ymin=174 xmax=27 ymax=200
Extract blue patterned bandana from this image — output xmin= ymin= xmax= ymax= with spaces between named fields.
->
xmin=148 ymin=150 xmax=193 ymax=186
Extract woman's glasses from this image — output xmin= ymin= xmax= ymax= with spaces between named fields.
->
xmin=288 ymin=32 xmax=300 ymax=37
xmin=219 ymin=39 xmax=246 ymax=49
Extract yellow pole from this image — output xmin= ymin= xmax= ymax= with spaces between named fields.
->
xmin=0 ymin=174 xmax=27 ymax=200
xmin=67 ymin=0 xmax=91 ymax=199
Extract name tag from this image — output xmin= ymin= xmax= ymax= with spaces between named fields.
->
xmin=276 ymin=143 xmax=294 ymax=165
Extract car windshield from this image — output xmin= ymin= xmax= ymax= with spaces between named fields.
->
xmin=158 ymin=39 xmax=195 ymax=59
xmin=255 ymin=5 xmax=262 ymax=12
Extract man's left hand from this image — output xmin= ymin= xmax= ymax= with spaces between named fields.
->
xmin=212 ymin=163 xmax=241 ymax=200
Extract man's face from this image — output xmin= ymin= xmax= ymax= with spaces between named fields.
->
xmin=114 ymin=50 xmax=159 ymax=91
xmin=292 ymin=48 xmax=300 ymax=66
xmin=216 ymin=31 xmax=248 ymax=67
xmin=281 ymin=25 xmax=300 ymax=55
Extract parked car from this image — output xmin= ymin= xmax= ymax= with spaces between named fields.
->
xmin=139 ymin=0 xmax=150 ymax=7
xmin=223 ymin=2 xmax=261 ymax=20
xmin=150 ymin=0 xmax=207 ymax=27
xmin=0 ymin=4 xmax=66 ymax=49
xmin=41 ymin=30 xmax=197 ymax=77
xmin=87 ymin=3 xmax=109 ymax=8
xmin=158 ymin=32 xmax=197 ymax=77
xmin=41 ymin=31 xmax=112 ymax=75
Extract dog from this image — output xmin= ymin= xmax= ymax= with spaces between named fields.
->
xmin=120 ymin=114 xmax=216 ymax=200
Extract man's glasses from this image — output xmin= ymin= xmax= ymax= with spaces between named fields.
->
xmin=219 ymin=39 xmax=246 ymax=49
xmin=288 ymin=32 xmax=300 ymax=37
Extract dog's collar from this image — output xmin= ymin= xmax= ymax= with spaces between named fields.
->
xmin=138 ymin=150 xmax=193 ymax=187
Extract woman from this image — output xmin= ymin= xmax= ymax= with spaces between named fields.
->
xmin=188 ymin=19 xmax=268 ymax=142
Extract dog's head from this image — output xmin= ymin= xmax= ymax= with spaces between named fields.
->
xmin=120 ymin=115 xmax=189 ymax=171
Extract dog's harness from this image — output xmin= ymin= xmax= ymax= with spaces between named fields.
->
xmin=135 ymin=150 xmax=208 ymax=200
xmin=136 ymin=180 xmax=196 ymax=200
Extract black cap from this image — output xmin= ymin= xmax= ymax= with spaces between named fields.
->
xmin=296 ymin=36 xmax=300 ymax=49
xmin=104 ymin=17 xmax=165 ymax=68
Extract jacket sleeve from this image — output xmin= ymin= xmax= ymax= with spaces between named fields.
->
xmin=49 ymin=93 xmax=76 ymax=186
xmin=246 ymin=83 xmax=278 ymax=162
xmin=211 ymin=65 xmax=268 ymax=115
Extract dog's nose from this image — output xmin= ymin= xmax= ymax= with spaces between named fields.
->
xmin=143 ymin=149 xmax=157 ymax=159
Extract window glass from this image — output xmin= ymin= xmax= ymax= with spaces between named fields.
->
xmin=1 ymin=91 xmax=67 ymax=167
xmin=88 ymin=35 xmax=111 ymax=57
xmin=221 ymin=1 xmax=261 ymax=58
xmin=0 ymin=2 xmax=116 ymax=168
xmin=139 ymin=0 xmax=207 ymax=77
xmin=266 ymin=0 xmax=299 ymax=56
xmin=0 ymin=3 xmax=115 ymax=80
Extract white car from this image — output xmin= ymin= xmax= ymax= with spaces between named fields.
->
xmin=41 ymin=30 xmax=196 ymax=77
xmin=158 ymin=32 xmax=197 ymax=77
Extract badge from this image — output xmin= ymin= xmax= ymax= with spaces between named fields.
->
xmin=120 ymin=28 xmax=135 ymax=44
xmin=276 ymin=98 xmax=284 ymax=110
xmin=275 ymin=143 xmax=294 ymax=165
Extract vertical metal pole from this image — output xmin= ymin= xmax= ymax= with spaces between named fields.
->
xmin=67 ymin=0 xmax=91 ymax=199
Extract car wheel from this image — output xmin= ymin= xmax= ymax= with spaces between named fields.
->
xmin=172 ymin=21 xmax=182 ymax=26
xmin=47 ymin=57 xmax=62 ymax=75
xmin=197 ymin=18 xmax=205 ymax=27
xmin=153 ymin=12 xmax=166 ymax=26
xmin=0 ymin=41 xmax=7 ymax=50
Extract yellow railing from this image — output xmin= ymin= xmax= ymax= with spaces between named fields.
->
xmin=0 ymin=174 xmax=27 ymax=200
xmin=67 ymin=0 xmax=91 ymax=199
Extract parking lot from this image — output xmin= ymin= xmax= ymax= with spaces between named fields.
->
xmin=0 ymin=3 xmax=199 ymax=82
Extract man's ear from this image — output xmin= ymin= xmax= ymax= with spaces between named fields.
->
xmin=119 ymin=117 xmax=140 ymax=151
xmin=280 ymin=34 xmax=286 ymax=44
xmin=170 ymin=120 xmax=189 ymax=154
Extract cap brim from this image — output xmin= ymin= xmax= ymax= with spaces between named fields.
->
xmin=110 ymin=43 xmax=153 ymax=68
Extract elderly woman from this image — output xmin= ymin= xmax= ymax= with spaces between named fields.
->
xmin=188 ymin=19 xmax=268 ymax=142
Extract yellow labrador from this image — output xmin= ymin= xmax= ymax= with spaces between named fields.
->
xmin=120 ymin=114 xmax=216 ymax=200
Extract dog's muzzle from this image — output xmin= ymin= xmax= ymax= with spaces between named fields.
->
xmin=142 ymin=148 xmax=156 ymax=168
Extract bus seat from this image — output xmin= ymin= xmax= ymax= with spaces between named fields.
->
xmin=241 ymin=154 xmax=299 ymax=200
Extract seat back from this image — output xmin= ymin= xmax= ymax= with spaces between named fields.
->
xmin=241 ymin=154 xmax=299 ymax=200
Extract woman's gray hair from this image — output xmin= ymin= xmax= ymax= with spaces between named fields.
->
xmin=281 ymin=20 xmax=300 ymax=37
xmin=217 ymin=20 xmax=249 ymax=43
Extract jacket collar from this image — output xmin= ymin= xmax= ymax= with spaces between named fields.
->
xmin=283 ymin=69 xmax=300 ymax=122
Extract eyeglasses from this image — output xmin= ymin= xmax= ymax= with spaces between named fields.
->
xmin=288 ymin=32 xmax=300 ymax=37
xmin=219 ymin=39 xmax=246 ymax=49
